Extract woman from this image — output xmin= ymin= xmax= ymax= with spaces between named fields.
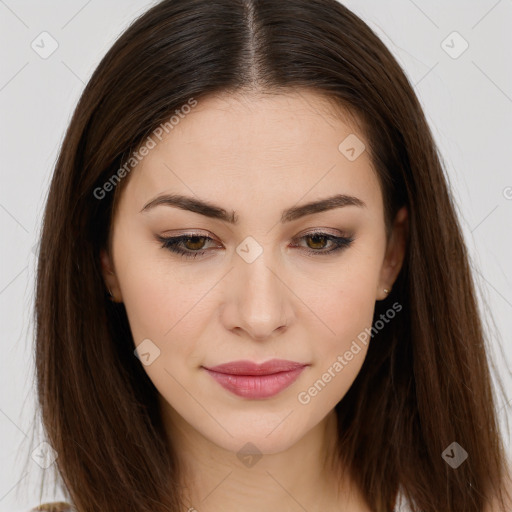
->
xmin=26 ymin=0 xmax=511 ymax=511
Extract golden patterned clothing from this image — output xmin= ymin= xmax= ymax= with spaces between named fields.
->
xmin=30 ymin=502 xmax=73 ymax=512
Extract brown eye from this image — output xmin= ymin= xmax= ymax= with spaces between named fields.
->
xmin=156 ymin=231 xmax=354 ymax=260
xmin=182 ymin=236 xmax=208 ymax=251
xmin=291 ymin=232 xmax=354 ymax=256
xmin=304 ymin=234 xmax=330 ymax=250
xmin=156 ymin=234 xmax=218 ymax=259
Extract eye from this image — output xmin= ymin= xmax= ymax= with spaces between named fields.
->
xmin=291 ymin=232 xmax=354 ymax=256
xmin=156 ymin=233 xmax=218 ymax=259
xmin=155 ymin=231 xmax=354 ymax=259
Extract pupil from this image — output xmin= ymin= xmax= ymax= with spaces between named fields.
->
xmin=308 ymin=235 xmax=326 ymax=249
xmin=187 ymin=236 xmax=205 ymax=250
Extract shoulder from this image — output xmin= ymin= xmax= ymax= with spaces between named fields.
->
xmin=29 ymin=502 xmax=74 ymax=512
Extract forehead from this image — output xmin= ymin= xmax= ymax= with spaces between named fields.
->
xmin=165 ymin=90 xmax=363 ymax=155
xmin=116 ymin=90 xmax=382 ymax=219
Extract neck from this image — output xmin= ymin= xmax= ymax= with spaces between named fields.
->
xmin=160 ymin=402 xmax=369 ymax=512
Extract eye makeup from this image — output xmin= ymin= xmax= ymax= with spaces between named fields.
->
xmin=155 ymin=230 xmax=355 ymax=259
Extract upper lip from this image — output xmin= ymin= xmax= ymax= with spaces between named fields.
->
xmin=203 ymin=359 xmax=308 ymax=376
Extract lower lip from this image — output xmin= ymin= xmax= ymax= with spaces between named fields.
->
xmin=203 ymin=366 xmax=307 ymax=399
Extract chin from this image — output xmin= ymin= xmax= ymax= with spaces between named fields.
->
xmin=198 ymin=409 xmax=312 ymax=455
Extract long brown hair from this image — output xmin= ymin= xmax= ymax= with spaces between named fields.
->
xmin=24 ymin=0 xmax=511 ymax=510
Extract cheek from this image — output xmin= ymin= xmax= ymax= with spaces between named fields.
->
xmin=310 ymin=252 xmax=380 ymax=349
xmin=333 ymin=278 xmax=377 ymax=340
xmin=315 ymin=283 xmax=375 ymax=375
xmin=113 ymin=225 xmax=198 ymax=343
xmin=299 ymin=251 xmax=380 ymax=405
xmin=120 ymin=270 xmax=208 ymax=375
xmin=113 ymin=238 xmax=213 ymax=388
xmin=117 ymin=266 xmax=174 ymax=344
xmin=117 ymin=258 xmax=203 ymax=403
xmin=296 ymin=287 xmax=375 ymax=410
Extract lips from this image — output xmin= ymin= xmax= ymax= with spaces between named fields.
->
xmin=202 ymin=359 xmax=309 ymax=399
xmin=205 ymin=359 xmax=307 ymax=375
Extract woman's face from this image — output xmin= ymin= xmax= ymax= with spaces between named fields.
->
xmin=101 ymin=90 xmax=406 ymax=455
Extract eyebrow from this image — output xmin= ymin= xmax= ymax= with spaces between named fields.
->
xmin=139 ymin=192 xmax=366 ymax=223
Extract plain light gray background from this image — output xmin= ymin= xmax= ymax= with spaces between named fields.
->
xmin=1 ymin=1 xmax=511 ymax=510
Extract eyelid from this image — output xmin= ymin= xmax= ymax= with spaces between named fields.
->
xmin=159 ymin=226 xmax=349 ymax=239
xmin=293 ymin=227 xmax=350 ymax=238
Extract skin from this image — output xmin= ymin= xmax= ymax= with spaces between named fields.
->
xmin=101 ymin=90 xmax=408 ymax=512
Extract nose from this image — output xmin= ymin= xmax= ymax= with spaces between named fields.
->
xmin=221 ymin=252 xmax=292 ymax=342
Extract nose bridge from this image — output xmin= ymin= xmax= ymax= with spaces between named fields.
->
xmin=229 ymin=240 xmax=290 ymax=338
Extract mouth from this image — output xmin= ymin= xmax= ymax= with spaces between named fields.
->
xmin=202 ymin=359 xmax=309 ymax=399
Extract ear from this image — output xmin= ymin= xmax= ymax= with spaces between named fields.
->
xmin=100 ymin=248 xmax=122 ymax=303
xmin=376 ymin=206 xmax=408 ymax=301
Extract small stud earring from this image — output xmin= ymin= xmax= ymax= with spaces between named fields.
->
xmin=107 ymin=286 xmax=114 ymax=300
xmin=383 ymin=288 xmax=390 ymax=295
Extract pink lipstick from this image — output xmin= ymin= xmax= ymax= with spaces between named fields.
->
xmin=202 ymin=359 xmax=308 ymax=399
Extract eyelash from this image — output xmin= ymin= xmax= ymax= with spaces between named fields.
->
xmin=156 ymin=231 xmax=354 ymax=259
